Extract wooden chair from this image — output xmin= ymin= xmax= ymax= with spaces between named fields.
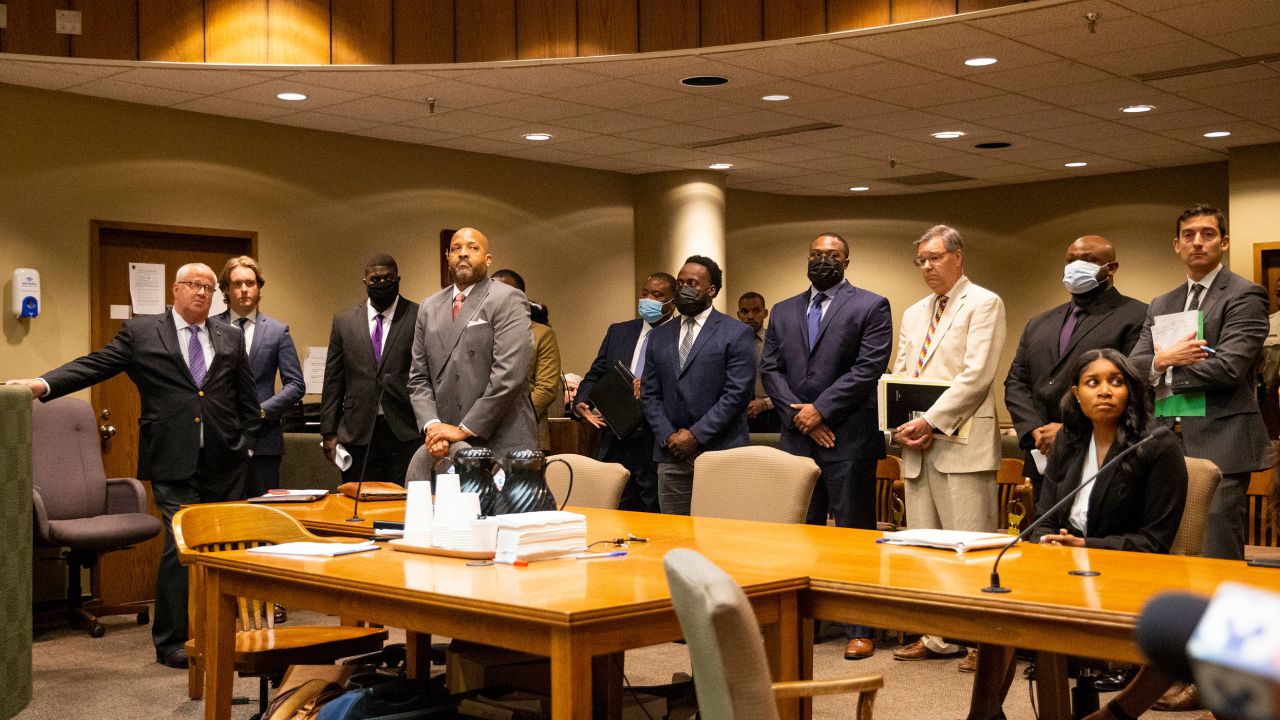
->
xmin=546 ymin=453 xmax=628 ymax=509
xmin=995 ymin=458 xmax=1035 ymax=534
xmin=174 ymin=503 xmax=388 ymax=713
xmin=664 ymin=548 xmax=882 ymax=720
xmin=875 ymin=457 xmax=905 ymax=530
xmin=1247 ymin=469 xmax=1277 ymax=550
xmin=692 ymin=447 xmax=819 ymax=523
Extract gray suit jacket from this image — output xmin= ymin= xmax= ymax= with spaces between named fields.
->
xmin=408 ymin=277 xmax=538 ymax=454
xmin=1130 ymin=268 xmax=1270 ymax=474
xmin=216 ymin=310 xmax=305 ymax=456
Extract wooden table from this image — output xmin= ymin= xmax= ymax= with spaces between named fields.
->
xmin=194 ymin=507 xmax=807 ymax=720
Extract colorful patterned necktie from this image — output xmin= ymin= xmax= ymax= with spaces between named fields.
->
xmin=452 ymin=292 xmax=465 ymax=320
xmin=371 ymin=313 xmax=384 ymax=366
xmin=914 ymin=295 xmax=948 ymax=378
xmin=187 ymin=325 xmax=206 ymax=387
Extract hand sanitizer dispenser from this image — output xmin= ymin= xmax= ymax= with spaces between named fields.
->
xmin=12 ymin=268 xmax=39 ymax=318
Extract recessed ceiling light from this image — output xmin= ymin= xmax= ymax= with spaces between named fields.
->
xmin=964 ymin=57 xmax=998 ymax=67
xmin=975 ymin=141 xmax=1012 ymax=149
xmin=522 ymin=132 xmax=553 ymax=141
xmin=1121 ymin=104 xmax=1155 ymax=113
xmin=1064 ymin=161 xmax=1088 ymax=168
xmin=1203 ymin=130 xmax=1232 ymax=138
xmin=931 ymin=131 xmax=966 ymax=140
xmin=681 ymin=75 xmax=729 ymax=87
xmin=276 ymin=92 xmax=308 ymax=101
xmin=709 ymin=163 xmax=733 ymax=170
xmin=761 ymin=94 xmax=791 ymax=102
xmin=849 ymin=186 xmax=870 ymax=192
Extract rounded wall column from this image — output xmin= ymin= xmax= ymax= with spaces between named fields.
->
xmin=633 ymin=171 xmax=729 ymax=312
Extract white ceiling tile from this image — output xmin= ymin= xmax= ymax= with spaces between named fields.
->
xmin=777 ymin=95 xmax=906 ymax=123
xmin=854 ymin=163 xmax=933 ymax=180
xmin=968 ymin=61 xmax=1113 ymax=92
xmin=1102 ymin=142 xmax=1224 ymax=163
xmin=1220 ymin=98 xmax=1280 ymax=122
xmin=380 ymin=77 xmax=527 ymax=109
xmin=624 ymin=58 xmax=783 ymax=91
xmin=550 ymin=135 xmax=665 ymax=156
xmin=498 ymin=146 xmax=597 ymax=166
xmin=728 ymin=180 xmax=801 ymax=193
xmin=809 ymin=132 xmax=916 ymax=154
xmin=611 ymin=146 xmax=722 ymax=168
xmin=1016 ymin=15 xmax=1194 ymax=58
xmin=1143 ymin=152 xmax=1230 ymax=168
xmin=568 ymin=156 xmax=670 ymax=172
xmin=1148 ymin=0 xmax=1279 ymax=34
xmin=1030 ymin=122 xmax=1149 ymax=144
xmin=0 ymin=63 xmax=96 ymax=90
xmin=317 ymin=95 xmax=433 ymax=123
xmin=430 ymin=136 xmax=529 ymax=156
xmin=217 ymin=79 xmax=365 ymax=109
xmin=470 ymin=95 xmax=600 ymax=122
xmin=711 ymin=42 xmax=881 ymax=76
xmin=966 ymin=141 xmax=1081 ymax=162
xmin=472 ymin=124 xmax=597 ymax=145
xmin=1083 ymin=131 xmax=1186 ymax=152
xmin=566 ymin=55 xmax=706 ymax=79
xmin=353 ymin=125 xmax=461 ymax=145
xmin=1117 ymin=107 xmax=1245 ymax=132
xmin=108 ymin=68 xmax=266 ymax=94
xmin=738 ymin=144 xmax=838 ymax=164
xmin=1108 ymin=0 xmax=1205 ymax=12
xmin=963 ymin=161 xmax=1059 ymax=178
xmin=985 ymin=108 xmax=1106 ymax=132
xmin=1146 ymin=64 xmax=1276 ymax=93
xmin=861 ymin=78 xmax=1003 ymax=108
xmin=625 ymin=95 xmax=746 ymax=121
xmin=838 ymin=23 xmax=1006 ymax=58
xmin=545 ymin=79 xmax=686 ymax=109
xmin=805 ymin=61 xmax=951 ymax=93
xmin=696 ymin=137 xmax=790 ymax=154
xmin=1157 ymin=120 xmax=1280 ymax=145
xmin=897 ymin=39 xmax=1063 ymax=76
xmin=802 ymin=154 xmax=900 ymax=172
xmin=172 ymin=96 xmax=294 ymax=120
xmin=1083 ymin=39 xmax=1240 ymax=76
xmin=1071 ymin=94 xmax=1204 ymax=120
xmin=615 ymin=124 xmax=731 ymax=145
xmin=400 ymin=110 xmax=525 ymax=134
xmin=846 ymin=109 xmax=944 ymax=132
xmin=270 ymin=112 xmax=384 ymax=133
xmin=68 ymin=79 xmax=202 ymax=106
xmin=1179 ymin=77 xmax=1280 ymax=108
xmin=771 ymin=125 xmax=871 ymax=145
xmin=1022 ymin=78 xmax=1165 ymax=107
xmin=693 ymin=110 xmax=830 ymax=135
xmin=551 ymin=110 xmax=668 ymax=134
xmin=1204 ymin=23 xmax=1280 ymax=55
xmin=282 ymin=70 xmax=434 ymax=94
xmin=464 ymin=66 xmax=612 ymax=94
xmin=8 ymin=60 xmax=127 ymax=79
xmin=704 ymin=80 xmax=847 ymax=107
xmin=924 ymin=94 xmax=1056 ymax=120
xmin=969 ymin=0 xmax=1135 ymax=38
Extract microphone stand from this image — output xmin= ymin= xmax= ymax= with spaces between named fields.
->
xmin=981 ymin=426 xmax=1172 ymax=593
xmin=346 ymin=383 xmax=388 ymax=523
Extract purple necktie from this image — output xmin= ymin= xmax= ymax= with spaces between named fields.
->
xmin=808 ymin=293 xmax=827 ymax=351
xmin=634 ymin=332 xmax=649 ymax=377
xmin=1059 ymin=306 xmax=1082 ymax=357
xmin=371 ymin=314 xmax=384 ymax=367
xmin=187 ymin=325 xmax=206 ymax=387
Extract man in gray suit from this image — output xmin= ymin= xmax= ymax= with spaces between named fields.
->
xmin=1131 ymin=204 xmax=1271 ymax=560
xmin=216 ymin=256 xmax=305 ymax=497
xmin=410 ymin=227 xmax=537 ymax=458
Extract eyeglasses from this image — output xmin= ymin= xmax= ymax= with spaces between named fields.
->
xmin=177 ymin=281 xmax=215 ymax=294
xmin=363 ymin=275 xmax=400 ymax=286
xmin=808 ymin=251 xmax=844 ymax=262
xmin=913 ymin=251 xmax=955 ymax=268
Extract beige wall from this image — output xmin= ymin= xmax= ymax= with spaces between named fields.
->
xmin=724 ymin=164 xmax=1230 ymax=421
xmin=0 ymin=82 xmax=635 ymax=387
xmin=1229 ymin=142 xmax=1280 ymax=291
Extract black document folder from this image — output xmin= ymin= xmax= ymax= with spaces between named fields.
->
xmin=591 ymin=361 xmax=644 ymax=440
xmin=877 ymin=376 xmax=969 ymax=439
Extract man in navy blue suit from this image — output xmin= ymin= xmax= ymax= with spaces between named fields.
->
xmin=216 ymin=256 xmax=306 ymax=497
xmin=641 ymin=256 xmax=756 ymax=515
xmin=575 ymin=272 xmax=676 ymax=512
xmin=761 ymin=232 xmax=893 ymax=660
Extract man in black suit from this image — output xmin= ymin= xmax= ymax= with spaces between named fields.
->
xmin=738 ymin=291 xmax=781 ymax=434
xmin=9 ymin=262 xmax=260 ymax=669
xmin=760 ymin=232 xmax=893 ymax=660
xmin=320 ymin=254 xmax=421 ymax=485
xmin=1005 ymin=235 xmax=1147 ymax=489
xmin=575 ymin=272 xmax=676 ymax=512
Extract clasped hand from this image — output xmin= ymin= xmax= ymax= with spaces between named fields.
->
xmin=425 ymin=423 xmax=467 ymax=458
xmin=666 ymin=429 xmax=699 ymax=461
xmin=1154 ymin=331 xmax=1209 ymax=371
xmin=894 ymin=417 xmax=934 ymax=451
xmin=791 ymin=403 xmax=835 ymax=449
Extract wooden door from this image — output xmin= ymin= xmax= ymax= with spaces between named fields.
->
xmin=90 ymin=221 xmax=256 ymax=607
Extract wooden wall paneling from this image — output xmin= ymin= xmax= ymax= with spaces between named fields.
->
xmin=0 ymin=0 xmax=72 ymax=57
xmin=577 ymin=0 xmax=636 ymax=57
xmin=827 ymin=0 xmax=889 ymax=31
xmin=456 ymin=0 xmax=516 ymax=62
xmin=333 ymin=0 xmax=393 ymax=64
xmin=269 ymin=0 xmax=331 ymax=63
xmin=518 ymin=0 xmax=576 ymax=59
xmin=393 ymin=0 xmax=455 ymax=63
xmin=72 ymin=0 xmax=138 ymax=60
xmin=700 ymin=0 xmax=761 ymax=47
xmin=957 ymin=0 xmax=1019 ymax=12
xmin=763 ymin=0 xmax=824 ymax=40
xmin=205 ymin=0 xmax=267 ymax=63
xmin=139 ymin=0 xmax=205 ymax=61
xmin=891 ymin=0 xmax=956 ymax=23
xmin=638 ymin=0 xmax=697 ymax=52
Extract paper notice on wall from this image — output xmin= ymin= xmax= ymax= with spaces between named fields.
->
xmin=209 ymin=290 xmax=227 ymax=317
xmin=128 ymin=262 xmax=166 ymax=315
xmin=304 ymin=347 xmax=327 ymax=395
xmin=109 ymin=304 xmax=131 ymax=320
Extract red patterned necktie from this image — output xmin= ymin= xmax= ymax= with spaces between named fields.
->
xmin=452 ymin=292 xmax=465 ymax=320
xmin=914 ymin=295 xmax=948 ymax=378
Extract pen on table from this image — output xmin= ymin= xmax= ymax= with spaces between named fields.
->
xmin=576 ymin=551 xmax=627 ymax=559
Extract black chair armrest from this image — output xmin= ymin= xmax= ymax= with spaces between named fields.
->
xmin=32 ymin=487 xmax=52 ymax=544
xmin=105 ymin=477 xmax=149 ymax=515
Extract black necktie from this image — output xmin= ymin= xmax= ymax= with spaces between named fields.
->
xmin=1188 ymin=283 xmax=1205 ymax=311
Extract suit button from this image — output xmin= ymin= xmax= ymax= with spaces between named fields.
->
xmin=194 ymin=417 xmax=201 ymax=423
xmin=1048 ymin=380 xmax=1054 ymax=386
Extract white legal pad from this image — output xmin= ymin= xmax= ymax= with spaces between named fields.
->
xmin=247 ymin=541 xmax=379 ymax=557
xmin=878 ymin=529 xmax=1013 ymax=554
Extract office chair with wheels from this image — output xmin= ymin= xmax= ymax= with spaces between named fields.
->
xmin=31 ymin=396 xmax=162 ymax=637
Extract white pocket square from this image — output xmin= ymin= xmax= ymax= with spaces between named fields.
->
xmin=466 ymin=318 xmax=488 ymax=327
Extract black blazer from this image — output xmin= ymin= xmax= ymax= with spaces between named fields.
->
xmin=1030 ymin=429 xmax=1186 ymax=553
xmin=576 ymin=318 xmax=656 ymax=455
xmin=320 ymin=296 xmax=420 ymax=446
xmin=1004 ymin=285 xmax=1147 ymax=474
xmin=42 ymin=311 xmax=260 ymax=482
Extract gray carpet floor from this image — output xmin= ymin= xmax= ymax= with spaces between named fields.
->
xmin=16 ymin=611 xmax=1206 ymax=719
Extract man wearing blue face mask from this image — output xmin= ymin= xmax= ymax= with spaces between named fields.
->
xmin=1005 ymin=236 xmax=1147 ymax=491
xmin=575 ymin=273 xmax=677 ymax=512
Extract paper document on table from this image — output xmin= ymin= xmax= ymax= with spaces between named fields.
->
xmin=878 ymin=529 xmax=1013 ymax=554
xmin=248 ymin=541 xmax=378 ymax=557
xmin=1151 ymin=310 xmax=1205 ymax=417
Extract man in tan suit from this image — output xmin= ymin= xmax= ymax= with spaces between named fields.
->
xmin=891 ymin=225 xmax=1006 ymax=663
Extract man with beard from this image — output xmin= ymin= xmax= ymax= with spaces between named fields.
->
xmin=760 ymin=232 xmax=893 ymax=659
xmin=320 ymin=254 xmax=421 ymax=485
xmin=640 ymin=255 xmax=756 ymax=515
xmin=410 ymin=227 xmax=537 ymax=458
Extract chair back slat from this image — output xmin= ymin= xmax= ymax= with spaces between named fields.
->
xmin=1247 ymin=471 xmax=1276 ymax=548
xmin=875 ymin=457 xmax=902 ymax=529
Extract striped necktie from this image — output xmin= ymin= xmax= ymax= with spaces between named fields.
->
xmin=914 ymin=295 xmax=948 ymax=378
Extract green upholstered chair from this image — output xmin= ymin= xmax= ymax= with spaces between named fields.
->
xmin=0 ymin=386 xmax=33 ymax=720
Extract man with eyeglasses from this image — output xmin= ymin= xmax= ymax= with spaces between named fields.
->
xmin=320 ymin=254 xmax=421 ymax=485
xmin=8 ymin=262 xmax=261 ymax=670
xmin=890 ymin=225 xmax=1005 ymax=665
xmin=759 ymin=232 xmax=893 ymax=660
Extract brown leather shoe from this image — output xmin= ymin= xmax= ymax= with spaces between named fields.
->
xmin=893 ymin=639 xmax=964 ymax=661
xmin=844 ymin=638 xmax=874 ymax=660
xmin=1153 ymin=681 xmax=1202 ymax=711
xmin=958 ymin=648 xmax=979 ymax=672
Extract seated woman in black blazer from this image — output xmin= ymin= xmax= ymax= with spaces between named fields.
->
xmin=969 ymin=348 xmax=1187 ymax=720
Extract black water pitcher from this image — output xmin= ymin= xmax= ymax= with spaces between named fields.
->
xmin=450 ymin=447 xmax=500 ymax=516
xmin=493 ymin=450 xmax=573 ymax=515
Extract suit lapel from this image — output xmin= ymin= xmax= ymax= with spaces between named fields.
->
xmin=157 ymin=311 xmax=198 ymax=389
xmin=1195 ymin=271 xmax=1231 ymax=333
xmin=351 ymin=303 xmax=378 ymax=370
xmin=797 ymin=295 xmax=813 ymax=351
xmin=678 ymin=311 xmax=721 ymax=378
xmin=1085 ymin=443 xmax=1123 ymax=532
xmin=919 ymin=282 xmax=965 ymax=372
xmin=435 ymin=280 xmax=493 ymax=381
xmin=207 ymin=321 xmax=232 ymax=380
xmin=378 ymin=300 xmax=412 ymax=375
xmin=811 ymin=282 xmax=852 ymax=353
xmin=246 ymin=315 xmax=266 ymax=370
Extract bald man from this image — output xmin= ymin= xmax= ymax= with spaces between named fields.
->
xmin=1004 ymin=235 xmax=1148 ymax=486
xmin=409 ymin=227 xmax=538 ymax=458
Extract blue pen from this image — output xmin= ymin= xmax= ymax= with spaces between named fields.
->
xmin=576 ymin=550 xmax=627 ymax=559
xmin=1203 ymin=346 xmax=1216 ymax=355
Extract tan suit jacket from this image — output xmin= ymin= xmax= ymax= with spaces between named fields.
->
xmin=529 ymin=321 xmax=563 ymax=447
xmin=891 ymin=276 xmax=1006 ymax=478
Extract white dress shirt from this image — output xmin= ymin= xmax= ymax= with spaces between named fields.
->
xmin=173 ymin=309 xmax=214 ymax=374
xmin=367 ymin=297 xmax=398 ymax=358
xmin=228 ymin=308 xmax=258 ymax=354
xmin=630 ymin=314 xmax=673 ymax=374
xmin=678 ymin=305 xmax=714 ymax=352
xmin=1069 ymin=435 xmax=1100 ymax=534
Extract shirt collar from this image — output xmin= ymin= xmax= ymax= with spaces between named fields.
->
xmin=682 ymin=305 xmax=714 ymax=325
xmin=1188 ymin=263 xmax=1223 ymax=291
xmin=453 ymin=282 xmax=479 ymax=299
xmin=229 ymin=308 xmax=258 ymax=325
xmin=172 ymin=309 xmax=205 ymax=334
xmin=367 ymin=296 xmax=398 ymax=321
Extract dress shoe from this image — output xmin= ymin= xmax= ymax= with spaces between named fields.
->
xmin=156 ymin=647 xmax=189 ymax=669
xmin=273 ymin=604 xmax=288 ymax=624
xmin=893 ymin=639 xmax=965 ymax=661
xmin=1153 ymin=681 xmax=1202 ymax=711
xmin=958 ymin=648 xmax=979 ymax=672
xmin=1092 ymin=667 xmax=1137 ymax=692
xmin=843 ymin=638 xmax=874 ymax=660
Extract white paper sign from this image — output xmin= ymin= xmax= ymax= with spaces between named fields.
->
xmin=128 ymin=262 xmax=166 ymax=315
xmin=209 ymin=289 xmax=227 ymax=317
xmin=109 ymin=304 xmax=131 ymax=320
xmin=304 ymin=346 xmax=327 ymax=395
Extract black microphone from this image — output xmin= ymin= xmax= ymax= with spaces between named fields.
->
xmin=981 ymin=425 xmax=1174 ymax=593
xmin=346 ymin=382 xmax=388 ymax=524
xmin=1135 ymin=592 xmax=1209 ymax=683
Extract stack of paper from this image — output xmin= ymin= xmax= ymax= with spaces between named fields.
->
xmin=878 ymin=529 xmax=1013 ymax=554
xmin=247 ymin=541 xmax=378 ymax=557
xmin=493 ymin=511 xmax=588 ymax=564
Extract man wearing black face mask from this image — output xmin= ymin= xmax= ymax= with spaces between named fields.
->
xmin=320 ymin=254 xmax=422 ymax=485
xmin=760 ymin=232 xmax=893 ymax=659
xmin=640 ymin=256 xmax=756 ymax=515
xmin=1005 ymin=235 xmax=1147 ymax=489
